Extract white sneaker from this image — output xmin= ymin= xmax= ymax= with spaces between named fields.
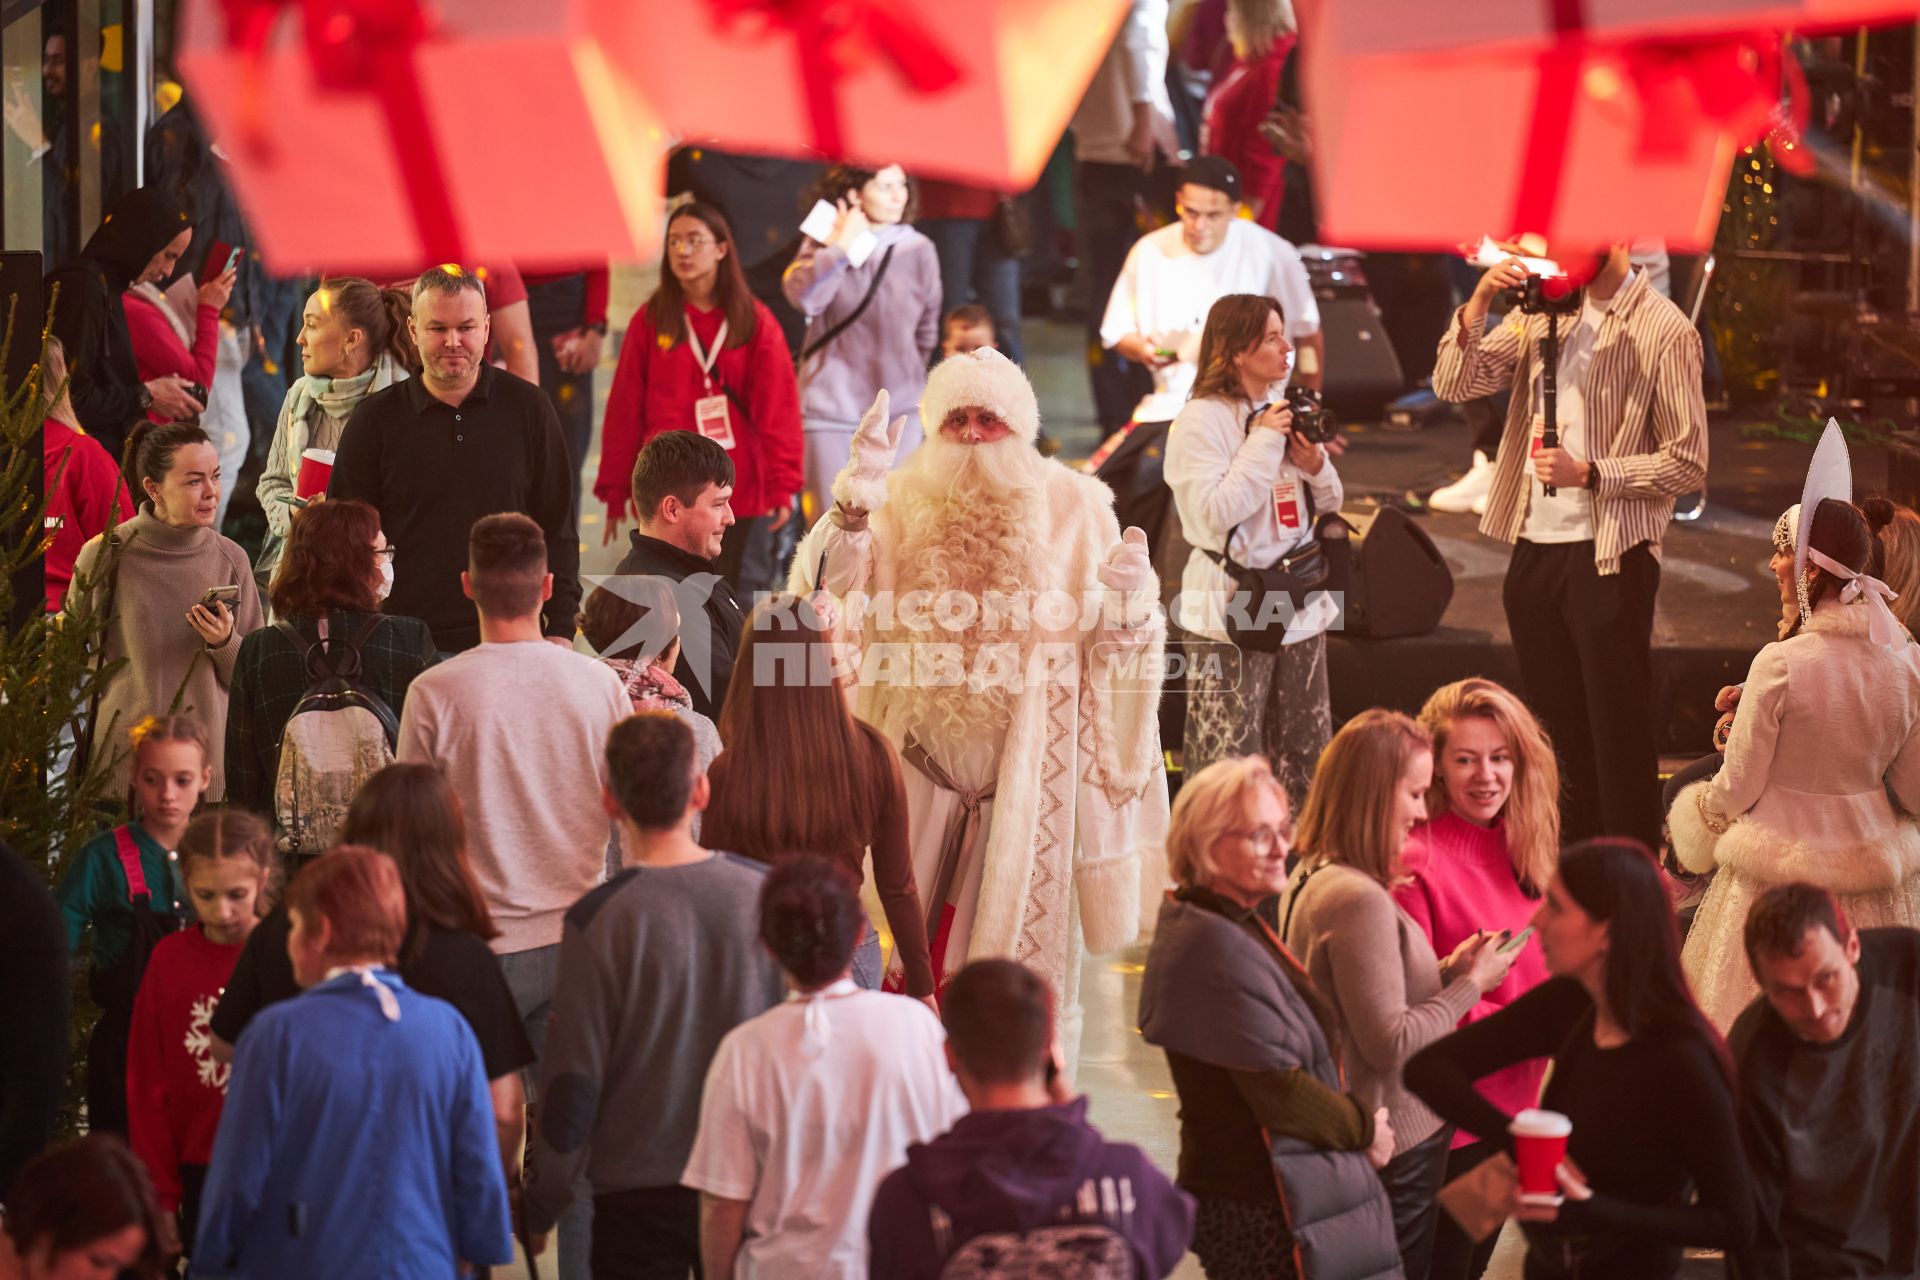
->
xmin=1471 ymin=490 xmax=1488 ymax=516
xmin=1431 ymin=450 xmax=1493 ymax=513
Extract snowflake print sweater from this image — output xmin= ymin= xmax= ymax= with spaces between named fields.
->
xmin=128 ymin=924 xmax=245 ymax=1210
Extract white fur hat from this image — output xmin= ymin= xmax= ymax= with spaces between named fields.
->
xmin=918 ymin=347 xmax=1041 ymax=444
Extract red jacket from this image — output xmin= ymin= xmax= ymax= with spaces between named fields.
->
xmin=1202 ymin=42 xmax=1295 ymax=233
xmin=596 ymin=299 xmax=804 ymax=522
xmin=122 ymin=290 xmax=218 ymax=422
xmin=44 ymin=419 xmax=134 ymax=612
xmin=127 ymin=924 xmax=245 ymax=1211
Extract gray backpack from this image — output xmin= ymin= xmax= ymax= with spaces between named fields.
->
xmin=273 ymin=616 xmax=398 ymax=857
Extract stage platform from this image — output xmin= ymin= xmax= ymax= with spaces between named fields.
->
xmin=1324 ymin=412 xmax=1889 ymax=753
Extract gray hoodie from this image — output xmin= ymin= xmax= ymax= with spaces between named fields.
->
xmin=783 ymin=221 xmax=941 ymax=435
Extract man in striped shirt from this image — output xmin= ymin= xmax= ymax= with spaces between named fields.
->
xmin=1433 ymin=243 xmax=1707 ymax=850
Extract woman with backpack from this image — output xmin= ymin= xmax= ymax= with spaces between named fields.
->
xmin=593 ymin=202 xmax=803 ymax=595
xmin=67 ymin=421 xmax=264 ymax=801
xmin=223 ymin=499 xmax=436 ymax=851
xmin=56 ymin=716 xmax=204 ymax=1137
xmin=783 ymin=164 xmax=942 ymax=524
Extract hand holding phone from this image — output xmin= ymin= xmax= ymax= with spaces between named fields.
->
xmin=198 ymin=584 xmax=241 ymax=610
xmin=1497 ymin=925 xmax=1536 ymax=956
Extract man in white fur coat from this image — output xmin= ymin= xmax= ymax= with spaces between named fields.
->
xmin=790 ymin=348 xmax=1169 ymax=1054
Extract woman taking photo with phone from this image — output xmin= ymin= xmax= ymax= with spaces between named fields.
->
xmin=784 ymin=164 xmax=943 ymax=523
xmin=1405 ymin=839 xmax=1754 ymax=1279
xmin=68 ymin=421 xmax=263 ymax=800
xmin=1166 ymin=293 xmax=1342 ymax=803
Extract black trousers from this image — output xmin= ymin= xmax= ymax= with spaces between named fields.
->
xmin=1503 ymin=539 xmax=1662 ymax=850
xmin=591 ymin=1185 xmax=702 ymax=1280
xmin=1378 ymin=1125 xmax=1453 ymax=1280
xmin=1073 ymin=160 xmax=1175 ymax=430
xmin=1429 ymin=1140 xmax=1499 ymax=1280
xmin=85 ymin=1002 xmax=133 ymax=1136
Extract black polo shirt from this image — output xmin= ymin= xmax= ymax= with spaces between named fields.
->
xmin=330 ymin=364 xmax=579 ymax=652
xmin=611 ymin=532 xmax=745 ymax=720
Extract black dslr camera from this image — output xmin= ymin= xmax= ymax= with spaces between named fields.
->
xmin=1501 ymin=273 xmax=1582 ymax=316
xmin=1285 ymin=386 xmax=1338 ymax=445
xmin=1248 ymin=387 xmax=1338 ymax=445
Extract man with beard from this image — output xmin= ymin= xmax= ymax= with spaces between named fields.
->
xmin=332 ymin=266 xmax=580 ymax=653
xmin=790 ymin=348 xmax=1169 ymax=1057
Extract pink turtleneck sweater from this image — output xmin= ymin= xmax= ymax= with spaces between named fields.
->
xmin=1394 ymin=810 xmax=1552 ymax=1149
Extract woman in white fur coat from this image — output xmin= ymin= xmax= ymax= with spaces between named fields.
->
xmin=1673 ymin=492 xmax=1920 ymax=1029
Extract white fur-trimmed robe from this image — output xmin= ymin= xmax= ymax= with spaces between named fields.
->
xmin=792 ymin=462 xmax=1170 ymax=1047
xmin=1673 ymin=599 xmax=1920 ymax=1028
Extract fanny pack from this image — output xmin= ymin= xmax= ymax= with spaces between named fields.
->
xmin=1204 ymin=491 xmax=1331 ymax=653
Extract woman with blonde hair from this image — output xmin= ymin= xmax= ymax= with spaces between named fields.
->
xmin=1394 ymin=678 xmax=1558 ymax=1280
xmin=1141 ymin=754 xmax=1397 ymax=1279
xmin=1280 ymin=709 xmax=1515 ymax=1280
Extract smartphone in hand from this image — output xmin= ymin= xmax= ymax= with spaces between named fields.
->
xmin=198 ymin=584 xmax=241 ymax=610
xmin=1497 ymin=925 xmax=1536 ymax=956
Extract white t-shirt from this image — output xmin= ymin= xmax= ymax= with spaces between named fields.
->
xmin=1519 ymin=284 xmax=1624 ymax=544
xmin=681 ymin=981 xmax=966 ymax=1279
xmin=1100 ymin=219 xmax=1321 ymax=424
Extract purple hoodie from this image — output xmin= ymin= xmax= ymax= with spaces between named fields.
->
xmin=867 ymin=1097 xmax=1195 ymax=1279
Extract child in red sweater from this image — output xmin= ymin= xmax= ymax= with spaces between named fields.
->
xmin=126 ymin=808 xmax=276 ymax=1267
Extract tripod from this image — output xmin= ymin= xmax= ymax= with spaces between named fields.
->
xmin=1540 ymin=308 xmax=1563 ymax=498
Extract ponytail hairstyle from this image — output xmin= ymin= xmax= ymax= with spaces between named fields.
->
xmin=314 ymin=276 xmax=418 ymax=373
xmin=177 ymin=809 xmax=279 ymax=909
xmin=1862 ymin=496 xmax=1920 ymax=634
xmin=120 ymin=421 xmax=212 ymax=511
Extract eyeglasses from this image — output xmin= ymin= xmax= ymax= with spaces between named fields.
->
xmin=1224 ymin=823 xmax=1292 ymax=854
xmin=668 ymin=235 xmax=715 ymax=252
xmin=374 ymin=545 xmax=398 ymax=563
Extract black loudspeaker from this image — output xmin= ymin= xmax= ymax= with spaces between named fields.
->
xmin=1340 ymin=506 xmax=1453 ymax=638
xmin=1318 ymin=296 xmax=1406 ymax=420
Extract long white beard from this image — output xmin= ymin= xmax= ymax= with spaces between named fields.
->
xmin=877 ymin=434 xmax=1048 ymax=787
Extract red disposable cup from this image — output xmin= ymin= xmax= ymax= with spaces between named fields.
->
xmin=1509 ymin=1108 xmax=1572 ymax=1203
xmin=295 ymin=448 xmax=336 ymax=500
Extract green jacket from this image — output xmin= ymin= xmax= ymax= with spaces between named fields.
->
xmin=56 ymin=823 xmax=186 ymax=969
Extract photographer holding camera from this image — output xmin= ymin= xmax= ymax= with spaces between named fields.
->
xmin=1167 ymin=293 xmax=1342 ymax=802
xmin=1433 ymin=243 xmax=1707 ymax=851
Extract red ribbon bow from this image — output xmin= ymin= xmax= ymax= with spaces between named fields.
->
xmin=709 ymin=0 xmax=966 ymax=158
xmin=219 ymin=0 xmax=465 ymax=262
xmin=1514 ymin=25 xmax=1803 ymax=242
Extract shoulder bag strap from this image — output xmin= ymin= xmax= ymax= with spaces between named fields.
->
xmin=1278 ymin=858 xmax=1324 ymax=943
xmin=112 ymin=824 xmax=151 ymax=905
xmin=798 ymin=245 xmax=897 ymax=364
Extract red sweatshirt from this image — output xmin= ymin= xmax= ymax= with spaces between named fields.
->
xmin=122 ymin=291 xmax=219 ymax=422
xmin=1201 ymin=42 xmax=1295 ymax=233
xmin=127 ymin=924 xmax=245 ymax=1211
xmin=596 ymin=299 xmax=804 ymax=522
xmin=44 ymin=419 xmax=134 ymax=612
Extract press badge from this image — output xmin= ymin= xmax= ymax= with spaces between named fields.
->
xmin=1274 ymin=477 xmax=1303 ymax=530
xmin=695 ymin=394 xmax=737 ymax=449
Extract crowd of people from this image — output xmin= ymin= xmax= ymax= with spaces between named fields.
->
xmin=15 ymin=1 xmax=1920 ymax=1279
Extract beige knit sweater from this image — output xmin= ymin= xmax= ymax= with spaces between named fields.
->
xmin=1280 ymin=859 xmax=1483 ymax=1157
xmin=69 ymin=507 xmax=265 ymax=801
